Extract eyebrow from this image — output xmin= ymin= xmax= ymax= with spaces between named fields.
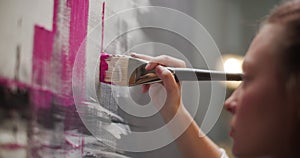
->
xmin=242 ymin=60 xmax=249 ymax=73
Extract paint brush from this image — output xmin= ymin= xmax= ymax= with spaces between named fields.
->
xmin=99 ymin=53 xmax=243 ymax=86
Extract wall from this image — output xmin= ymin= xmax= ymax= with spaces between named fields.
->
xmin=0 ymin=0 xmax=149 ymax=157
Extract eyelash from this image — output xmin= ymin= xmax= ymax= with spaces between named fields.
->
xmin=242 ymin=75 xmax=251 ymax=87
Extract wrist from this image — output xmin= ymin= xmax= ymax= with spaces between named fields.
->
xmin=160 ymin=102 xmax=186 ymax=123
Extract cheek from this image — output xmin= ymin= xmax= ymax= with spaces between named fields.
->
xmin=235 ymin=87 xmax=266 ymax=135
xmin=233 ymin=78 xmax=286 ymax=154
xmin=237 ymin=81 xmax=268 ymax=121
xmin=238 ymin=78 xmax=283 ymax=123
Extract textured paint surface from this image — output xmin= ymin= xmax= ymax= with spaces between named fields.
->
xmin=31 ymin=0 xmax=129 ymax=157
xmin=101 ymin=2 xmax=106 ymax=54
xmin=32 ymin=0 xmax=88 ymax=108
xmin=0 ymin=0 xmax=54 ymax=84
xmin=31 ymin=0 xmax=57 ymax=108
xmin=30 ymin=0 xmax=89 ymax=157
xmin=99 ymin=2 xmax=111 ymax=84
xmin=0 ymin=0 xmax=155 ymax=157
xmin=99 ymin=53 xmax=111 ymax=84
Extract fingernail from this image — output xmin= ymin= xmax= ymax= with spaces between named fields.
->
xmin=145 ymin=63 xmax=150 ymax=70
xmin=130 ymin=52 xmax=136 ymax=57
xmin=155 ymin=65 xmax=163 ymax=75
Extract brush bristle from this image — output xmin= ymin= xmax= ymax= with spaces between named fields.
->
xmin=100 ymin=53 xmax=154 ymax=86
xmin=100 ymin=53 xmax=131 ymax=86
xmin=99 ymin=53 xmax=111 ymax=84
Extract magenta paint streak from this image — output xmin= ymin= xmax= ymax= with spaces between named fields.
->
xmin=66 ymin=1 xmax=88 ymax=156
xmin=0 ymin=78 xmax=57 ymax=93
xmin=0 ymin=78 xmax=31 ymax=90
xmin=100 ymin=2 xmax=105 ymax=54
xmin=0 ymin=77 xmax=54 ymax=109
xmin=32 ymin=0 xmax=89 ymax=107
xmin=99 ymin=2 xmax=111 ymax=84
xmin=0 ymin=144 xmax=26 ymax=150
xmin=99 ymin=53 xmax=111 ymax=84
xmin=32 ymin=0 xmax=58 ymax=108
xmin=33 ymin=135 xmax=83 ymax=150
xmin=2 ymin=0 xmax=90 ymax=156
xmin=57 ymin=0 xmax=89 ymax=106
xmin=2 ymin=0 xmax=59 ymax=109
xmin=65 ymin=0 xmax=88 ymax=156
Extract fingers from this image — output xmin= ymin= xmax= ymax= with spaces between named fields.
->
xmin=149 ymin=55 xmax=186 ymax=68
xmin=142 ymin=84 xmax=150 ymax=93
xmin=155 ymin=65 xmax=179 ymax=93
xmin=131 ymin=53 xmax=182 ymax=93
xmin=131 ymin=53 xmax=186 ymax=70
xmin=130 ymin=53 xmax=153 ymax=61
xmin=130 ymin=53 xmax=157 ymax=70
xmin=145 ymin=62 xmax=159 ymax=71
xmin=141 ymin=66 xmax=180 ymax=94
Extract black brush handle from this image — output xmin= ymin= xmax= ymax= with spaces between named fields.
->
xmin=168 ymin=67 xmax=243 ymax=81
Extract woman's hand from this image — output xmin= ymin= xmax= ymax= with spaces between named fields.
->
xmin=130 ymin=53 xmax=222 ymax=158
xmin=130 ymin=53 xmax=186 ymax=117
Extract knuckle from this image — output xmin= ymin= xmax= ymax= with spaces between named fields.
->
xmin=153 ymin=55 xmax=186 ymax=68
xmin=177 ymin=59 xmax=186 ymax=68
xmin=161 ymin=70 xmax=173 ymax=79
xmin=160 ymin=55 xmax=170 ymax=61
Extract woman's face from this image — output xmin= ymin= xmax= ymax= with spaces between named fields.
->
xmin=225 ymin=24 xmax=291 ymax=157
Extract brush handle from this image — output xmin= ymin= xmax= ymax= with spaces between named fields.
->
xmin=130 ymin=64 xmax=243 ymax=86
xmin=168 ymin=67 xmax=243 ymax=81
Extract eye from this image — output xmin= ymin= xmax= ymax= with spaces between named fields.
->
xmin=241 ymin=75 xmax=251 ymax=88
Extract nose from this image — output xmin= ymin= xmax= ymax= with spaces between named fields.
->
xmin=224 ymin=87 xmax=240 ymax=114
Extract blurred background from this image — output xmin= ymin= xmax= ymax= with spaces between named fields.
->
xmin=125 ymin=1 xmax=281 ymax=157
xmin=152 ymin=0 xmax=280 ymax=155
xmin=0 ymin=0 xmax=283 ymax=157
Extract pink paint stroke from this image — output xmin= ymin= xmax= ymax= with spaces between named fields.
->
xmin=31 ymin=0 xmax=58 ymax=108
xmin=0 ymin=144 xmax=27 ymax=150
xmin=99 ymin=53 xmax=111 ymax=84
xmin=58 ymin=0 xmax=89 ymax=106
xmin=32 ymin=0 xmax=89 ymax=108
xmin=0 ymin=77 xmax=31 ymax=90
xmin=66 ymin=1 xmax=89 ymax=156
xmin=99 ymin=2 xmax=110 ymax=84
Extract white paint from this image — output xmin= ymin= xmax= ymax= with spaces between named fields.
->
xmin=0 ymin=119 xmax=27 ymax=158
xmin=0 ymin=0 xmax=53 ymax=84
